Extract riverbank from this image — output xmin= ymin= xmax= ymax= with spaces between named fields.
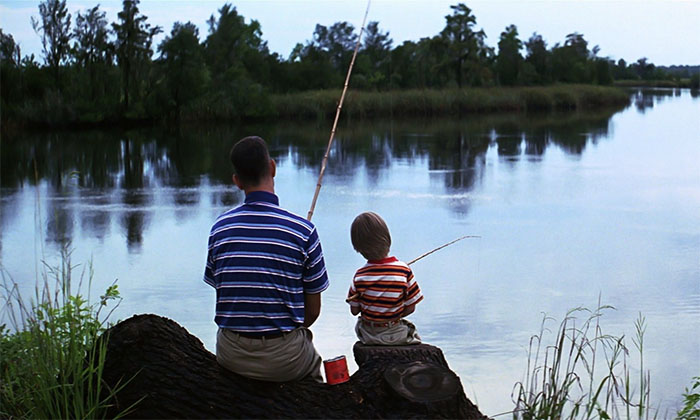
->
xmin=3 ymin=84 xmax=631 ymax=131
xmin=614 ymin=79 xmax=694 ymax=88
xmin=272 ymin=84 xmax=631 ymax=120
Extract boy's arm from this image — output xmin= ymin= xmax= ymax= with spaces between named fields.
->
xmin=401 ymin=303 xmax=416 ymax=317
xmin=350 ymin=305 xmax=361 ymax=316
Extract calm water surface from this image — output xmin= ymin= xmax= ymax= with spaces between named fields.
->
xmin=2 ymin=89 xmax=698 ymax=416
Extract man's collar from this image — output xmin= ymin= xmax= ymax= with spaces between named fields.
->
xmin=244 ymin=190 xmax=279 ymax=205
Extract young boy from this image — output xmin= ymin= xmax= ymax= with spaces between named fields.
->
xmin=347 ymin=211 xmax=423 ymax=345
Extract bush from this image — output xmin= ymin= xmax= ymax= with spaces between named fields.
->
xmin=0 ymin=246 xmax=134 ymax=419
xmin=676 ymin=376 xmax=700 ymax=420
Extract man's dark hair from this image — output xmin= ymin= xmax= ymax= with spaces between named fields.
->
xmin=230 ymin=136 xmax=270 ymax=187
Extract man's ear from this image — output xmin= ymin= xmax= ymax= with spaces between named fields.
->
xmin=232 ymin=174 xmax=245 ymax=190
xmin=269 ymin=159 xmax=276 ymax=178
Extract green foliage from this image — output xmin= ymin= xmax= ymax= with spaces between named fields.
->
xmin=0 ymin=246 xmax=133 ymax=419
xmin=157 ymin=22 xmax=209 ymax=116
xmin=496 ymin=24 xmax=523 ymax=86
xmin=676 ymin=377 xmax=700 ymax=420
xmin=0 ymin=1 xmax=684 ymax=126
xmin=511 ymin=304 xmax=657 ymax=420
xmin=440 ymin=3 xmax=490 ymax=87
xmin=690 ymin=73 xmax=700 ymax=90
xmin=31 ymin=0 xmax=72 ymax=84
xmin=112 ymin=0 xmax=162 ymax=112
xmin=551 ymin=33 xmax=590 ymax=83
xmin=525 ymin=33 xmax=551 ymax=84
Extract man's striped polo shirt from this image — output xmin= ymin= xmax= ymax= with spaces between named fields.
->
xmin=347 ymin=256 xmax=423 ymax=322
xmin=204 ymin=191 xmax=329 ymax=335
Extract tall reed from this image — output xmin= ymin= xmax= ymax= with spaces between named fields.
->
xmin=0 ymin=245 xmax=135 ymax=419
xmin=510 ymin=302 xmax=656 ymax=420
xmin=271 ymin=85 xmax=631 ymax=120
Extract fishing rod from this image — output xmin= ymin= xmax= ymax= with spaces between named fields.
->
xmin=406 ymin=235 xmax=480 ymax=265
xmin=346 ymin=235 xmax=480 ymax=302
xmin=307 ymin=0 xmax=372 ymax=221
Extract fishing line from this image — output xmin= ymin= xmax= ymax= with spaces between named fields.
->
xmin=307 ymin=0 xmax=372 ymax=221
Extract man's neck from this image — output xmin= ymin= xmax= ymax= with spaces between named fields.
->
xmin=243 ymin=180 xmax=275 ymax=196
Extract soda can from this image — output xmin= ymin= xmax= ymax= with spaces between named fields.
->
xmin=323 ymin=355 xmax=350 ymax=384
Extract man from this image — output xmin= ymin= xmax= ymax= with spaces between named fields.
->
xmin=204 ymin=136 xmax=329 ymax=382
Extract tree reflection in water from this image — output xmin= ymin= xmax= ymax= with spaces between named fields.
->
xmin=2 ymin=104 xmax=625 ymax=250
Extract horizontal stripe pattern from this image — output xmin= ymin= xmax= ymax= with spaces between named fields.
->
xmin=204 ymin=191 xmax=328 ymax=333
xmin=348 ymin=256 xmax=423 ymax=321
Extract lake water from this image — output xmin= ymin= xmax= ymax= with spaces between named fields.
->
xmin=1 ymin=88 xmax=698 ymax=417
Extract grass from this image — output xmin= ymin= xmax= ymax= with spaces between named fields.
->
xmin=271 ymin=85 xmax=631 ymax=120
xmin=509 ymin=301 xmax=657 ymax=420
xmin=0 ymin=245 xmax=135 ymax=419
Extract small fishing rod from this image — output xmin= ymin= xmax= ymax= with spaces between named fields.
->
xmin=346 ymin=235 xmax=480 ymax=302
xmin=307 ymin=0 xmax=371 ymax=222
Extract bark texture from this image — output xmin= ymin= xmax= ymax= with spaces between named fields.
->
xmin=101 ymin=314 xmax=487 ymax=419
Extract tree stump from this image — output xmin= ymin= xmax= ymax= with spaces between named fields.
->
xmin=101 ymin=314 xmax=487 ymax=419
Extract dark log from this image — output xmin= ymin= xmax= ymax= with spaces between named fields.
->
xmin=101 ymin=314 xmax=487 ymax=419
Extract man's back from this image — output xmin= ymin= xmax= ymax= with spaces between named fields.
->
xmin=204 ymin=191 xmax=328 ymax=335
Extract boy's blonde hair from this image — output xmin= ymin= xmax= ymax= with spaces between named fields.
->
xmin=351 ymin=212 xmax=391 ymax=261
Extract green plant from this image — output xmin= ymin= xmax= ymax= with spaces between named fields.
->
xmin=0 ymin=245 xmax=135 ymax=419
xmin=676 ymin=376 xmax=700 ymax=420
xmin=511 ymin=302 xmax=656 ymax=420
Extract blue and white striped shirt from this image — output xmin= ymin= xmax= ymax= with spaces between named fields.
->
xmin=204 ymin=191 xmax=329 ymax=334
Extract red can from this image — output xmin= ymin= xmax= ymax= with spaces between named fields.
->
xmin=323 ymin=355 xmax=350 ymax=385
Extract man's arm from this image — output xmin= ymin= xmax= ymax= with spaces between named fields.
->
xmin=303 ymin=292 xmax=322 ymax=327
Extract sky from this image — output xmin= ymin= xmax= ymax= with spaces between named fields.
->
xmin=1 ymin=0 xmax=699 ymax=67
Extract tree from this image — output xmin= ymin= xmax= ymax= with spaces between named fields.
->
xmin=496 ymin=24 xmax=522 ymax=86
xmin=73 ymin=5 xmax=112 ymax=67
xmin=593 ymin=58 xmax=613 ymax=85
xmin=551 ymin=32 xmax=590 ymax=83
xmin=440 ymin=3 xmax=488 ymax=87
xmin=73 ymin=5 xmax=113 ymax=100
xmin=631 ymin=57 xmax=655 ymax=80
xmin=1 ymin=29 xmax=24 ymax=116
xmin=524 ymin=33 xmax=550 ymax=84
xmin=311 ymin=21 xmax=357 ymax=72
xmin=0 ymin=29 xmax=21 ymax=67
xmin=203 ymin=4 xmax=273 ymax=118
xmin=31 ymin=0 xmax=72 ymax=84
xmin=112 ymin=0 xmax=162 ymax=112
xmin=157 ymin=22 xmax=209 ymax=117
xmin=204 ymin=4 xmax=267 ymax=76
xmin=359 ymin=21 xmax=393 ymax=89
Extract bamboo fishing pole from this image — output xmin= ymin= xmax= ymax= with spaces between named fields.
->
xmin=345 ymin=235 xmax=481 ymax=302
xmin=307 ymin=0 xmax=371 ymax=221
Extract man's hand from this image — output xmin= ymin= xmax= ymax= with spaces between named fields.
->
xmin=303 ymin=293 xmax=321 ymax=327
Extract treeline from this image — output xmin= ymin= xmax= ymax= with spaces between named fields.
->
xmin=1 ymin=0 xmax=697 ymax=126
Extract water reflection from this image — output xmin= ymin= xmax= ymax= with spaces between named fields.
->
xmin=2 ymin=104 xmax=625 ymax=251
xmin=632 ymin=88 xmax=679 ymax=114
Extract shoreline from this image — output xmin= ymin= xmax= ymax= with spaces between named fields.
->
xmin=3 ymin=84 xmax=631 ymax=131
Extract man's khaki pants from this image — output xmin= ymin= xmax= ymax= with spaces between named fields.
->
xmin=216 ymin=327 xmax=323 ymax=382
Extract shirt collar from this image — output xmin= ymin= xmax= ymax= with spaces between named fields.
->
xmin=368 ymin=256 xmax=398 ymax=264
xmin=244 ymin=191 xmax=279 ymax=206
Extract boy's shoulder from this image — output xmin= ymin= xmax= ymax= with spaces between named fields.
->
xmin=356 ymin=257 xmax=411 ymax=273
